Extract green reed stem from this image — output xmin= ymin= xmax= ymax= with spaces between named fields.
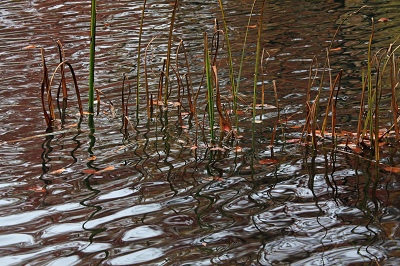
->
xmin=252 ymin=0 xmax=266 ymax=154
xmin=252 ymin=0 xmax=266 ymax=123
xmin=88 ymin=0 xmax=96 ymax=116
xmin=364 ymin=19 xmax=375 ymax=150
xmin=237 ymin=0 xmax=257 ymax=120
xmin=204 ymin=33 xmax=215 ymax=142
xmin=216 ymin=1 xmax=236 ymax=110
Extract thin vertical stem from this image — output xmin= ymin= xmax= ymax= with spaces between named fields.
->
xmin=88 ymin=0 xmax=97 ymax=115
xmin=164 ymin=0 xmax=179 ymax=104
xmin=136 ymin=0 xmax=147 ymax=117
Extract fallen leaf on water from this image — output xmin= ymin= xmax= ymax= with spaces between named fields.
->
xmin=235 ymin=146 xmax=243 ymax=152
xmin=169 ymin=101 xmax=181 ymax=107
xmin=23 ymin=45 xmax=36 ymax=49
xmin=223 ymin=124 xmax=231 ymax=132
xmin=378 ymin=17 xmax=389 ymax=22
xmin=82 ymin=169 xmax=97 ymax=174
xmin=87 ymin=156 xmax=97 ymax=161
xmin=28 ymin=185 xmax=46 ymax=193
xmin=65 ymin=123 xmax=78 ymax=128
xmin=290 ymin=125 xmax=302 ymax=129
xmin=50 ymin=168 xmax=66 ymax=175
xmin=348 ymin=145 xmax=363 ymax=154
xmin=259 ymin=158 xmax=279 ymax=165
xmin=95 ymin=165 xmax=115 ymax=175
xmin=286 ymin=138 xmax=301 ymax=143
xmin=382 ymin=165 xmax=400 ymax=174
xmin=152 ymin=100 xmax=164 ymax=106
xmin=210 ymin=146 xmax=225 ymax=152
xmin=339 ymin=131 xmax=357 ymax=137
xmin=330 ymin=47 xmax=342 ymax=52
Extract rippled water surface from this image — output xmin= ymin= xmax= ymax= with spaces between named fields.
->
xmin=1 ymin=0 xmax=400 ymax=265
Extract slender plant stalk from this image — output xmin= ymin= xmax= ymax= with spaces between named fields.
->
xmin=216 ymin=1 xmax=236 ymax=116
xmin=271 ymin=80 xmax=279 ymax=147
xmin=136 ymin=0 xmax=147 ymax=116
xmin=46 ymin=61 xmax=83 ymax=116
xmin=251 ymin=0 xmax=266 ymax=156
xmin=321 ymin=71 xmax=342 ymax=135
xmin=331 ymin=70 xmax=342 ymax=149
xmin=252 ymin=0 xmax=266 ymax=122
xmin=364 ymin=19 xmax=375 ymax=151
xmin=56 ymin=40 xmax=68 ymax=103
xmin=204 ymin=32 xmax=215 ymax=142
xmin=164 ymin=0 xmax=179 ymax=104
xmin=88 ymin=0 xmax=97 ymax=115
xmin=389 ymin=44 xmax=399 ymax=140
xmin=40 ymin=48 xmax=55 ymax=127
xmin=144 ymin=36 xmax=157 ymax=119
xmin=357 ymin=68 xmax=366 ymax=144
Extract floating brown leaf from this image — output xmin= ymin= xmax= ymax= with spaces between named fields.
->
xmin=95 ymin=165 xmax=115 ymax=175
xmin=87 ymin=156 xmax=97 ymax=161
xmin=289 ymin=125 xmax=302 ymax=129
xmin=23 ymin=45 xmax=37 ymax=49
xmin=382 ymin=165 xmax=400 ymax=174
xmin=50 ymin=168 xmax=66 ymax=174
xmin=286 ymin=138 xmax=301 ymax=143
xmin=235 ymin=146 xmax=243 ymax=152
xmin=82 ymin=169 xmax=97 ymax=174
xmin=152 ymin=100 xmax=164 ymax=106
xmin=378 ymin=17 xmax=389 ymax=22
xmin=259 ymin=158 xmax=279 ymax=165
xmin=28 ymin=185 xmax=46 ymax=193
xmin=210 ymin=146 xmax=225 ymax=152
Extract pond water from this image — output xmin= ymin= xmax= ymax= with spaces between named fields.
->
xmin=1 ymin=0 xmax=400 ymax=265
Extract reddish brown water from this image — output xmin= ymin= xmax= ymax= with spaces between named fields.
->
xmin=1 ymin=0 xmax=400 ymax=265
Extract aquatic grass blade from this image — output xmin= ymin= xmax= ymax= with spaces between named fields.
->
xmin=204 ymin=32 xmax=215 ymax=142
xmin=251 ymin=0 xmax=266 ymax=155
xmin=164 ymin=0 xmax=179 ymax=104
xmin=88 ymin=0 xmax=97 ymax=115
xmin=40 ymin=48 xmax=55 ymax=128
xmin=136 ymin=0 xmax=147 ymax=117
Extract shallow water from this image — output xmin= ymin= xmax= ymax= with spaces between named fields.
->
xmin=1 ymin=0 xmax=400 ymax=265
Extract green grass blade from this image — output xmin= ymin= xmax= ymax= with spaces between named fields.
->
xmin=88 ymin=0 xmax=97 ymax=115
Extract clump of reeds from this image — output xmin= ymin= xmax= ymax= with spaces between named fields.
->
xmin=357 ymin=21 xmax=400 ymax=161
xmin=40 ymin=40 xmax=83 ymax=129
xmin=301 ymin=15 xmax=400 ymax=166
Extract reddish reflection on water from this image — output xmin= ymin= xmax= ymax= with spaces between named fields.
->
xmin=1 ymin=0 xmax=400 ymax=265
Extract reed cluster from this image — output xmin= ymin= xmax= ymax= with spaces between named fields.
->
xmin=39 ymin=1 xmax=400 ymax=167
